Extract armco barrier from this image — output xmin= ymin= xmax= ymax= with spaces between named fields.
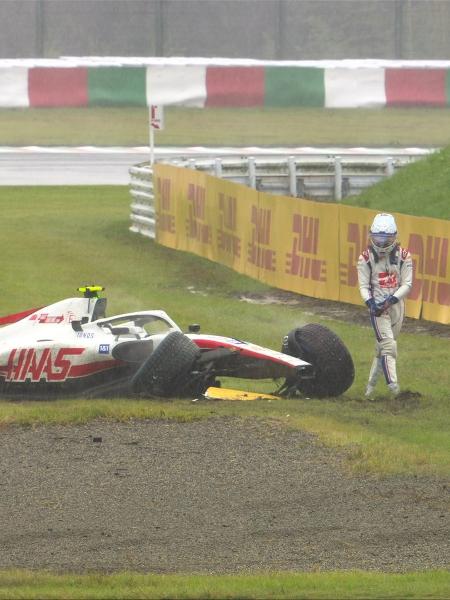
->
xmin=2 ymin=58 xmax=450 ymax=108
xmin=132 ymin=163 xmax=449 ymax=325
xmin=129 ymin=165 xmax=155 ymax=238
xmin=129 ymin=150 xmax=431 ymax=236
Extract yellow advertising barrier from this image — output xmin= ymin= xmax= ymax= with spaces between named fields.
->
xmin=400 ymin=212 xmax=449 ymax=323
xmin=250 ymin=192 xmax=340 ymax=300
xmin=153 ymin=163 xmax=179 ymax=250
xmin=153 ymin=164 xmax=450 ymax=325
xmin=154 ymin=164 xmax=214 ymax=258
xmin=207 ymin=176 xmax=258 ymax=275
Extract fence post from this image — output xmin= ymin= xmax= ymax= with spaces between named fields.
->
xmin=248 ymin=157 xmax=256 ymax=189
xmin=334 ymin=156 xmax=342 ymax=201
xmin=288 ymin=156 xmax=297 ymax=197
xmin=386 ymin=157 xmax=394 ymax=177
xmin=214 ymin=157 xmax=222 ymax=178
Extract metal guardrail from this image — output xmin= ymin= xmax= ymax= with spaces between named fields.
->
xmin=129 ymin=166 xmax=155 ymax=238
xmin=129 ymin=153 xmax=427 ymax=238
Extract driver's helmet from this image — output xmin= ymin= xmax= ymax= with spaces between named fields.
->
xmin=369 ymin=213 xmax=398 ymax=254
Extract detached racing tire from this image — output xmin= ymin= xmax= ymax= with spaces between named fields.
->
xmin=283 ymin=323 xmax=354 ymax=398
xmin=131 ymin=331 xmax=200 ymax=397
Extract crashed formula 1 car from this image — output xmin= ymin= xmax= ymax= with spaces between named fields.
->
xmin=0 ymin=287 xmax=354 ymax=400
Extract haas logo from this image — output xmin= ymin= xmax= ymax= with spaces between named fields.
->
xmin=378 ymin=271 xmax=398 ymax=288
xmin=5 ymin=348 xmax=84 ymax=382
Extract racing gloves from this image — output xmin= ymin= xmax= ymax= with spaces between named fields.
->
xmin=366 ymin=298 xmax=382 ymax=317
xmin=385 ymin=294 xmax=399 ymax=305
xmin=377 ymin=295 xmax=399 ymax=313
xmin=366 ymin=295 xmax=399 ymax=317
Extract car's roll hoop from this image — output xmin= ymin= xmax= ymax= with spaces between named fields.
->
xmin=75 ymin=285 xmax=107 ymax=321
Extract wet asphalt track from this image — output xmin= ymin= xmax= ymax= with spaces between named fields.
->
xmin=0 ymin=146 xmax=433 ymax=186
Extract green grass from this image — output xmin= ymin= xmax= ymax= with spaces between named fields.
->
xmin=0 ymin=186 xmax=449 ymax=479
xmin=0 ymin=186 xmax=267 ymax=318
xmin=1 ymin=569 xmax=449 ymax=599
xmin=1 ymin=106 xmax=450 ymax=146
xmin=343 ymin=145 xmax=450 ymax=219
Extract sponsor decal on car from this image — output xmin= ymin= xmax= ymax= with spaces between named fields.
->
xmin=4 ymin=347 xmax=85 ymax=382
xmin=98 ymin=344 xmax=110 ymax=355
xmin=29 ymin=310 xmax=77 ymax=324
xmin=30 ymin=313 xmax=65 ymax=324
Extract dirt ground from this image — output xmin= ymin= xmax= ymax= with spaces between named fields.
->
xmin=238 ymin=290 xmax=450 ymax=339
xmin=0 ymin=417 xmax=448 ymax=574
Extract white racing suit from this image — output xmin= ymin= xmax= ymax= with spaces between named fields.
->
xmin=357 ymin=244 xmax=413 ymax=392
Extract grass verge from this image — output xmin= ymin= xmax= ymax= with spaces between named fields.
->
xmin=343 ymin=145 xmax=450 ymax=219
xmin=1 ymin=106 xmax=450 ymax=147
xmin=0 ymin=569 xmax=449 ymax=599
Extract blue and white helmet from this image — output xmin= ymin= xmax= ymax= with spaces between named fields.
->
xmin=369 ymin=213 xmax=398 ymax=254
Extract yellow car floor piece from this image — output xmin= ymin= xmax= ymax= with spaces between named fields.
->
xmin=204 ymin=387 xmax=280 ymax=401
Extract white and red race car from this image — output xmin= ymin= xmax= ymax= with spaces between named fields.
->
xmin=0 ymin=287 xmax=354 ymax=400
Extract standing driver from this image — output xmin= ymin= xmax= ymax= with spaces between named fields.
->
xmin=357 ymin=213 xmax=413 ymax=398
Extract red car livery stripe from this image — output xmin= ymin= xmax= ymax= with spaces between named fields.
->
xmin=192 ymin=337 xmax=300 ymax=367
xmin=68 ymin=359 xmax=124 ymax=378
xmin=194 ymin=338 xmax=256 ymax=355
xmin=0 ymin=307 xmax=42 ymax=326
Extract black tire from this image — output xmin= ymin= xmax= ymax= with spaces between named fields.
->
xmin=131 ymin=331 xmax=200 ymax=397
xmin=283 ymin=323 xmax=354 ymax=398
